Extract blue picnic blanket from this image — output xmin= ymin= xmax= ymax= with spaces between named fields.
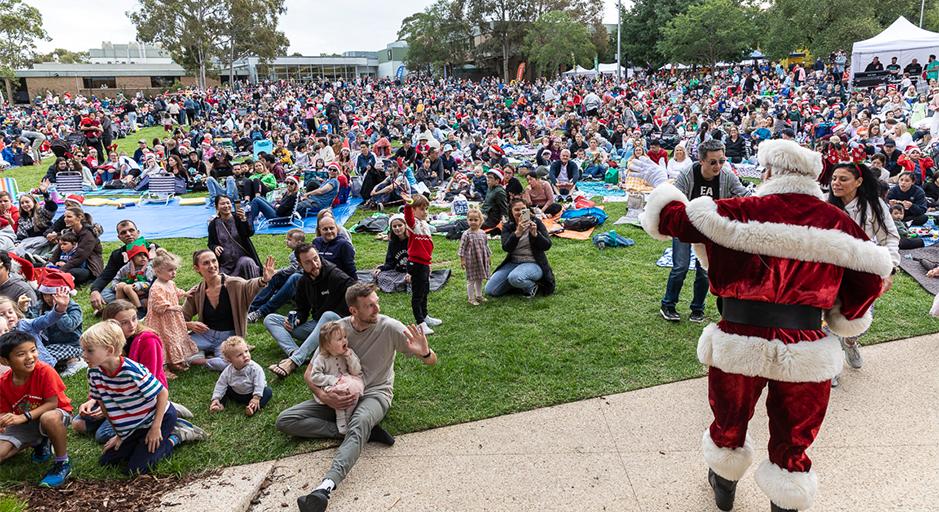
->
xmin=577 ymin=181 xmax=626 ymax=198
xmin=85 ymin=198 xmax=361 ymax=242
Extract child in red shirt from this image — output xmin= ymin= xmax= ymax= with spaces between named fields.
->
xmin=0 ymin=331 xmax=73 ymax=488
xmin=401 ymin=192 xmax=442 ymax=335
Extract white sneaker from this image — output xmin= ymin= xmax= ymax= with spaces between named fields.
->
xmin=420 ymin=322 xmax=434 ymax=335
xmin=172 ymin=402 xmax=194 ymax=419
xmin=247 ymin=310 xmax=263 ymax=323
xmin=424 ymin=315 xmax=443 ymax=327
xmin=61 ymin=359 xmax=87 ymax=378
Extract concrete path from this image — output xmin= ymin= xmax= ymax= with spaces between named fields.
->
xmin=156 ymin=333 xmax=939 ymax=512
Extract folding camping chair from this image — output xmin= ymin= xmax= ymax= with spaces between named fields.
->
xmin=54 ymin=171 xmax=85 ymax=198
xmin=0 ymin=177 xmax=18 ymax=200
xmin=139 ymin=174 xmax=177 ymax=205
xmin=253 ymin=139 xmax=273 ymax=160
xmin=256 ymin=188 xmax=303 ymax=231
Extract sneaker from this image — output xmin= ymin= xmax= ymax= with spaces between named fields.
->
xmin=173 ymin=402 xmax=194 ymax=419
xmin=368 ymin=424 xmax=396 ymax=446
xmin=424 ymin=315 xmax=443 ymax=327
xmin=660 ymin=306 xmax=680 ymax=322
xmin=173 ymin=418 xmax=208 ymax=443
xmin=297 ymin=489 xmax=330 ymax=512
xmin=39 ymin=460 xmax=71 ymax=488
xmin=524 ymin=284 xmax=539 ymax=299
xmin=31 ymin=439 xmax=51 ymax=464
xmin=689 ymin=310 xmax=706 ymax=323
xmin=60 ymin=358 xmax=87 ymax=378
xmin=246 ymin=310 xmax=263 ymax=323
xmin=841 ymin=337 xmax=863 ymax=369
xmin=831 ymin=374 xmax=840 ymax=388
xmin=419 ymin=322 xmax=434 ymax=335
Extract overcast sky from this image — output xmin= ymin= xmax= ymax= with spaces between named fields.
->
xmin=26 ymin=0 xmax=622 ymax=55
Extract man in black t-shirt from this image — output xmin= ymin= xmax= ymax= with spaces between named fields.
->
xmin=864 ymin=57 xmax=884 ymax=72
xmin=886 ymin=57 xmax=901 ymax=77
xmin=905 ymin=58 xmax=923 ymax=77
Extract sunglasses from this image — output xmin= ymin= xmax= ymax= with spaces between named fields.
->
xmin=707 ymin=158 xmax=727 ymax=166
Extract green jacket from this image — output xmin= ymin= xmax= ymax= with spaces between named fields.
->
xmin=481 ymin=184 xmax=508 ymax=227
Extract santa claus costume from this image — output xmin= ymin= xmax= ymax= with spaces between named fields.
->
xmin=641 ymin=139 xmax=892 ymax=511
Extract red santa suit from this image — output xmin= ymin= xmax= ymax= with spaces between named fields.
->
xmin=641 ymin=140 xmax=892 ymax=510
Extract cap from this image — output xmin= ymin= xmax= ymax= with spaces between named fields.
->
xmin=532 ymin=166 xmax=549 ymax=178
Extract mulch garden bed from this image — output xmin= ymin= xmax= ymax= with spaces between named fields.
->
xmin=13 ymin=471 xmax=218 ymax=511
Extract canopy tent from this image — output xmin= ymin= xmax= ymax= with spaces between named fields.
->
xmin=659 ymin=63 xmax=690 ymax=70
xmin=851 ymin=17 xmax=939 ymax=79
xmin=561 ymin=64 xmax=630 ymax=77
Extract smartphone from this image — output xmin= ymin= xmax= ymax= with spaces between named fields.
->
xmin=520 ymin=208 xmax=531 ymax=224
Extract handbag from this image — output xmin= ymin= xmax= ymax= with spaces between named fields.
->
xmin=103 ymin=179 xmax=126 ymax=190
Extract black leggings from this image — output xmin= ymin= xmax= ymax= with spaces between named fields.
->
xmin=407 ymin=261 xmax=430 ymax=324
xmin=241 ymin=178 xmax=267 ymax=200
xmin=900 ymin=237 xmax=926 ymax=250
xmin=67 ymin=267 xmax=93 ymax=285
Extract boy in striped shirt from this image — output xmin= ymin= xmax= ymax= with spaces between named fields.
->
xmin=81 ymin=320 xmax=179 ymax=475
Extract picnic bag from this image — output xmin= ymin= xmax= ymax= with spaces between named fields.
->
xmin=563 ymin=215 xmax=600 ymax=231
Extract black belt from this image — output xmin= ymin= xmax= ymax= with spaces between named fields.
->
xmin=719 ymin=297 xmax=822 ymax=330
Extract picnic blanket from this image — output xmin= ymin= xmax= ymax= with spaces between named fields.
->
xmin=577 ymin=181 xmax=626 ymax=198
xmin=355 ymin=269 xmax=451 ymax=292
xmin=87 ymin=198 xmax=360 ymax=242
xmin=542 ymin=217 xmax=595 ymax=240
xmin=656 ymin=247 xmax=700 ymax=268
xmin=899 ymin=247 xmax=939 ymax=295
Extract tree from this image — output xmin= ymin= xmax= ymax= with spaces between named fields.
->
xmin=759 ymin=0 xmax=881 ymax=60
xmin=466 ymin=0 xmax=604 ymax=80
xmin=34 ymin=48 xmax=88 ymax=64
xmin=524 ymin=10 xmax=595 ymax=76
xmin=129 ymin=0 xmax=228 ymax=89
xmin=218 ymin=0 xmax=289 ymax=85
xmin=0 ymin=0 xmax=48 ymax=99
xmin=658 ymin=0 xmax=755 ymax=68
xmin=614 ymin=0 xmax=696 ymax=70
xmin=398 ymin=0 xmax=473 ymax=77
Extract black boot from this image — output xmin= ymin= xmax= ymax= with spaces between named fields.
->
xmin=771 ymin=502 xmax=797 ymax=512
xmin=708 ymin=469 xmax=737 ymax=511
xmin=297 ymin=488 xmax=330 ymax=512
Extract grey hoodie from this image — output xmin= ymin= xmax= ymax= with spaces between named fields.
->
xmin=0 ymin=272 xmax=36 ymax=304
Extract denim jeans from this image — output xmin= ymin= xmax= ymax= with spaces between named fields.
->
xmin=248 ymin=196 xmax=278 ymax=225
xmin=263 ymin=311 xmax=342 ymax=367
xmin=485 ymin=262 xmax=543 ymax=296
xmin=584 ymin=164 xmax=607 ymax=179
xmin=127 ymin=112 xmax=137 ymax=131
xmin=662 ymin=239 xmax=708 ymax=312
xmin=249 ymin=271 xmax=302 ymax=316
xmin=206 ymin=176 xmax=238 ymax=205
xmin=191 ymin=328 xmax=236 ymax=371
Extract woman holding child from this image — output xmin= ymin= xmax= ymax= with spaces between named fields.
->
xmin=55 ymin=207 xmax=103 ymax=285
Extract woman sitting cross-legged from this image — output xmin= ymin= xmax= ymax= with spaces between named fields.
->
xmin=247 ymin=176 xmax=300 ymax=226
xmin=485 ymin=199 xmax=556 ymax=298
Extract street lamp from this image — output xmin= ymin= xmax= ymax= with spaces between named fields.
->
xmin=617 ymin=0 xmax=622 ymax=81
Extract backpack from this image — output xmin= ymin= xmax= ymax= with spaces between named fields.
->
xmin=562 ymin=215 xmax=600 ymax=231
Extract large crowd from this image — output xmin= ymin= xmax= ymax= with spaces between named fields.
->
xmin=0 ymin=52 xmax=936 ymax=511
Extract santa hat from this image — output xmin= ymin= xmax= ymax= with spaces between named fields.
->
xmin=758 ymin=139 xmax=822 ymax=179
xmin=327 ymin=162 xmax=341 ymax=172
xmin=906 ymin=145 xmax=922 ymax=153
xmin=64 ymin=194 xmax=84 ymax=206
xmin=36 ymin=269 xmax=76 ymax=296
xmin=123 ymin=237 xmax=150 ymax=263
xmin=486 ymin=169 xmax=504 ymax=181
xmin=489 ymin=144 xmax=504 ymax=155
xmin=389 ymin=213 xmax=405 ymax=225
xmin=285 ymin=175 xmax=300 ymax=186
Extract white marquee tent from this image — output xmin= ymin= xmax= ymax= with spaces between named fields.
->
xmin=851 ymin=17 xmax=939 ymax=79
xmin=561 ymin=63 xmax=631 ymax=77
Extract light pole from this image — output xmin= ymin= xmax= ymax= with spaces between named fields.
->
xmin=921 ymin=0 xmax=926 ymax=27
xmin=617 ymin=0 xmax=622 ymax=81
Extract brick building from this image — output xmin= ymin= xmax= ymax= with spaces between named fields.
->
xmin=12 ymin=63 xmax=216 ymax=103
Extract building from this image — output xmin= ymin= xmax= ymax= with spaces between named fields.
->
xmin=377 ymin=41 xmax=409 ymax=79
xmin=228 ymin=52 xmax=380 ymax=83
xmin=12 ymin=63 xmax=215 ymax=103
xmin=87 ymin=41 xmax=173 ymax=64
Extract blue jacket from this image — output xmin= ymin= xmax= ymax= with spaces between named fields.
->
xmin=313 ymin=236 xmax=357 ymax=280
xmin=16 ymin=308 xmax=65 ymax=366
xmin=886 ymin=184 xmax=928 ymax=217
xmin=29 ymin=300 xmax=83 ymax=349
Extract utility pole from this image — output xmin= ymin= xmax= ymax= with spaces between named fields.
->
xmin=921 ymin=0 xmax=926 ymax=27
xmin=617 ymin=0 xmax=622 ymax=81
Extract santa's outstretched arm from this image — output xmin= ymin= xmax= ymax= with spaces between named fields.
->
xmin=640 ymin=182 xmax=708 ymax=243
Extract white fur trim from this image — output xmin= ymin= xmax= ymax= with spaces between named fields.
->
xmin=697 ymin=323 xmax=843 ymax=383
xmin=754 ymin=460 xmax=818 ymax=510
xmin=756 ymin=174 xmax=824 ymax=199
xmin=701 ymin=429 xmax=753 ymax=481
xmin=639 ymin=183 xmax=687 ymax=241
xmin=824 ymin=300 xmax=873 ymax=338
xmin=684 ymin=196 xmax=894 ymax=277
xmin=758 ymin=139 xmax=823 ymax=179
xmin=692 ymin=243 xmax=709 ymax=270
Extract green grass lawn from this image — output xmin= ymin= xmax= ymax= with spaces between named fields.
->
xmin=1 ymin=127 xmax=937 ymax=489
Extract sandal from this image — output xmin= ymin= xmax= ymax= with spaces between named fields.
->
xmin=268 ymin=359 xmax=296 ymax=378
